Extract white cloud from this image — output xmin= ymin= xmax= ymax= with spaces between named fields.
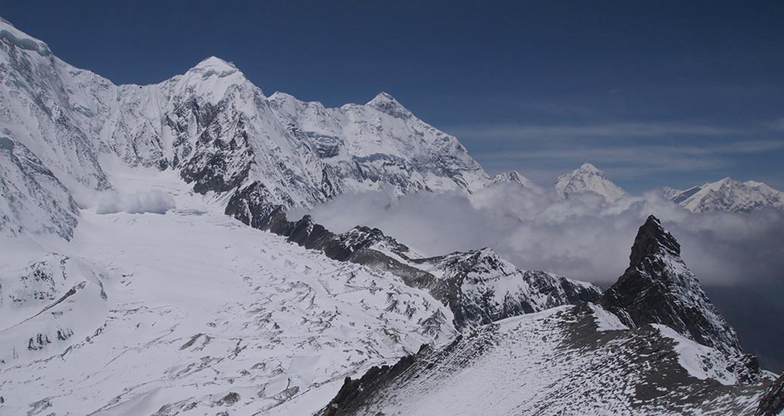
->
xmin=304 ymin=184 xmax=784 ymax=287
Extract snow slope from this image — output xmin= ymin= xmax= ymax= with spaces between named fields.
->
xmin=0 ymin=170 xmax=456 ymax=415
xmin=319 ymin=304 xmax=773 ymax=416
xmin=666 ymin=178 xmax=784 ymax=213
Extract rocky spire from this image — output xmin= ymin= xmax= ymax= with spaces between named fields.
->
xmin=629 ymin=215 xmax=681 ymax=265
xmin=601 ymin=215 xmax=745 ymax=356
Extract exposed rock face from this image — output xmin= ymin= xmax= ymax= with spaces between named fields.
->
xmin=602 ymin=215 xmax=745 ymax=355
xmin=413 ymin=248 xmax=601 ymax=330
xmin=756 ymin=372 xmax=784 ymax=416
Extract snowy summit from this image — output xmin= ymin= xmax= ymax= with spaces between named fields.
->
xmin=555 ymin=162 xmax=627 ymax=202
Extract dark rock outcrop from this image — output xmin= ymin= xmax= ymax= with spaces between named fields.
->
xmin=757 ymin=372 xmax=784 ymax=416
xmin=602 ymin=215 xmax=744 ymax=355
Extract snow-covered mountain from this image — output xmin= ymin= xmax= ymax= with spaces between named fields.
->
xmin=665 ymin=178 xmax=784 ymax=213
xmin=0 ymin=17 xmax=489 ymax=243
xmin=490 ymin=170 xmax=537 ymax=188
xmin=555 ymin=162 xmax=627 ymax=202
xmin=1 ymin=17 xmax=780 ymax=416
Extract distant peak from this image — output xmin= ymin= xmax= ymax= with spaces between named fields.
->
xmin=492 ymin=171 xmax=537 ymax=189
xmin=187 ymin=56 xmax=240 ymax=78
xmin=629 ymin=215 xmax=681 ymax=265
xmin=555 ymin=162 xmax=625 ymax=201
xmin=578 ymin=162 xmax=603 ymax=174
xmin=367 ymin=92 xmax=412 ymax=118
xmin=494 ymin=171 xmax=523 ymax=182
xmin=368 ymin=91 xmax=398 ymax=104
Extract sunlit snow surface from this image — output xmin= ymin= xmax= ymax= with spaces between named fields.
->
xmin=0 ymin=170 xmax=456 ymax=415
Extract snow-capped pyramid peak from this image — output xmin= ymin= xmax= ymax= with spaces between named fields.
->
xmin=367 ymin=91 xmax=412 ymax=118
xmin=601 ymin=215 xmax=746 ymax=357
xmin=367 ymin=91 xmax=398 ymax=105
xmin=186 ymin=56 xmax=240 ymax=78
xmin=555 ymin=162 xmax=626 ymax=202
xmin=579 ymin=162 xmax=602 ymax=173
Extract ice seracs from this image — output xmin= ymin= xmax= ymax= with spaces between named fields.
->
xmin=665 ymin=177 xmax=784 ymax=213
xmin=555 ymin=162 xmax=626 ymax=202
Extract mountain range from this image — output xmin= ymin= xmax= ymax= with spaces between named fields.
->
xmin=1 ymin=17 xmax=783 ymax=415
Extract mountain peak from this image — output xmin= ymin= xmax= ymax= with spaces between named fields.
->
xmin=579 ymin=162 xmax=602 ymax=174
xmin=629 ymin=215 xmax=680 ymax=266
xmin=601 ymin=216 xmax=747 ymax=357
xmin=367 ymin=92 xmax=412 ymax=118
xmin=491 ymin=171 xmax=537 ymax=189
xmin=667 ymin=177 xmax=784 ymax=213
xmin=188 ymin=56 xmax=240 ymax=77
xmin=555 ymin=163 xmax=626 ymax=202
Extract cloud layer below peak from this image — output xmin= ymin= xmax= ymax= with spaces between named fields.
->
xmin=301 ymin=184 xmax=784 ymax=287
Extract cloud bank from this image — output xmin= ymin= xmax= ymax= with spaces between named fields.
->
xmin=301 ymin=184 xmax=784 ymax=287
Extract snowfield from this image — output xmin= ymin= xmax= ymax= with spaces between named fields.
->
xmin=0 ymin=169 xmax=456 ymax=415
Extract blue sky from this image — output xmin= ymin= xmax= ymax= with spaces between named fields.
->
xmin=2 ymin=1 xmax=782 ymax=192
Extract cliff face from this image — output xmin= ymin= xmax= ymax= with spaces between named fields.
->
xmin=602 ymin=215 xmax=744 ymax=355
